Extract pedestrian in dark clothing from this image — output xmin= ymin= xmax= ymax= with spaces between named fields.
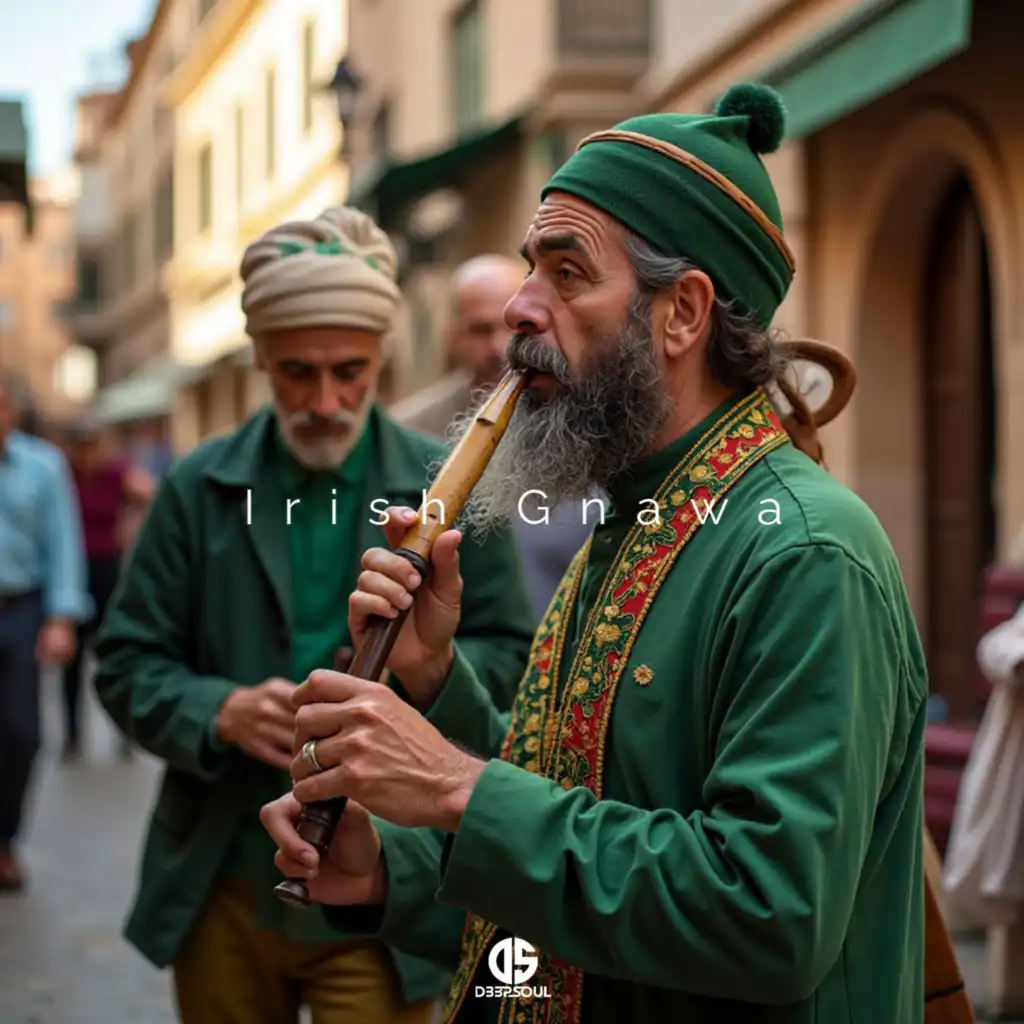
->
xmin=0 ymin=372 xmax=90 ymax=891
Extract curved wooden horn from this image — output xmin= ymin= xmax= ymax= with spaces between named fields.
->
xmin=769 ymin=339 xmax=858 ymax=469
xmin=780 ymin=339 xmax=858 ymax=428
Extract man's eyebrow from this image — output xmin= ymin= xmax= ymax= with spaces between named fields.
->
xmin=519 ymin=233 xmax=592 ymax=262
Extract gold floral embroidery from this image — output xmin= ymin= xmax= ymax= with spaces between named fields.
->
xmin=633 ymin=665 xmax=654 ymax=686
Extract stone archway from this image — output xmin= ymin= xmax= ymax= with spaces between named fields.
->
xmin=850 ymin=105 xmax=1009 ymax=717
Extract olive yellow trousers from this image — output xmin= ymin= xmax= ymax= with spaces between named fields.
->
xmin=172 ymin=878 xmax=435 ymax=1024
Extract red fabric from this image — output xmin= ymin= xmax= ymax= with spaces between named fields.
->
xmin=73 ymin=459 xmax=127 ymax=558
xmin=925 ymin=724 xmax=978 ymax=762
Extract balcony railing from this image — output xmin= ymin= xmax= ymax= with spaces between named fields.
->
xmin=558 ymin=0 xmax=651 ymax=58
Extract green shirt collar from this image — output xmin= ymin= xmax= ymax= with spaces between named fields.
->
xmin=607 ymin=390 xmax=749 ymax=511
xmin=273 ymin=416 xmax=374 ymax=493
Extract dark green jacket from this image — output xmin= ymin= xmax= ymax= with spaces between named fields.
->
xmin=93 ymin=404 xmax=534 ymax=1003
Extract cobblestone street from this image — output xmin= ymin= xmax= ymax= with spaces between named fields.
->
xmin=0 ymin=669 xmax=176 ymax=1023
xmin=0 ymin=669 xmax=1008 ymax=1023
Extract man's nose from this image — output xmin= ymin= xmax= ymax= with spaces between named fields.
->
xmin=504 ymin=280 xmax=551 ymax=335
xmin=310 ymin=375 xmax=342 ymax=416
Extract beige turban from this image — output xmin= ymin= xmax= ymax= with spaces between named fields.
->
xmin=240 ymin=205 xmax=401 ymax=340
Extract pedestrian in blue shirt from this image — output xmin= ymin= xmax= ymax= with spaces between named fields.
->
xmin=0 ymin=373 xmax=91 ymax=892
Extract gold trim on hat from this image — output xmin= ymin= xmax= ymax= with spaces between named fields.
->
xmin=575 ymin=128 xmax=796 ymax=275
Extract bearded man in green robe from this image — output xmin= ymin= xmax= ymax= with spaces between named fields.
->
xmin=260 ymin=84 xmax=930 ymax=1024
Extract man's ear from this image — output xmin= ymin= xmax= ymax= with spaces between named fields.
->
xmin=659 ymin=269 xmax=715 ymax=360
xmin=253 ymin=340 xmax=267 ymax=371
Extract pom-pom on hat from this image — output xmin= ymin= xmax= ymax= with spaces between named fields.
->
xmin=541 ymin=82 xmax=794 ymax=328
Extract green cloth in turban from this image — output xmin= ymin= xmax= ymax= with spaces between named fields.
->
xmin=541 ymin=82 xmax=795 ymax=328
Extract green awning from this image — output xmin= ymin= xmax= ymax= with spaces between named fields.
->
xmin=348 ymin=113 xmax=524 ymax=229
xmin=758 ymin=0 xmax=973 ymax=139
xmin=0 ymin=100 xmax=30 ymax=216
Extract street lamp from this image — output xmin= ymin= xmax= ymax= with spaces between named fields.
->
xmin=325 ymin=57 xmax=363 ymax=155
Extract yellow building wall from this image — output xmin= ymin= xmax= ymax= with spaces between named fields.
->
xmin=168 ymin=0 xmax=349 ymax=373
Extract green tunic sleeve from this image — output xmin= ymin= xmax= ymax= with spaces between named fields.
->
xmin=433 ymin=542 xmax=925 ymax=1005
xmin=424 ymin=642 xmax=513 ymax=757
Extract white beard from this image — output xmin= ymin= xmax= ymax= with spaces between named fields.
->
xmin=273 ymin=382 xmax=376 ymax=470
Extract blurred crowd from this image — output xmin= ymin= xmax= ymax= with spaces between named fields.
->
xmin=0 ymin=370 xmax=169 ymax=888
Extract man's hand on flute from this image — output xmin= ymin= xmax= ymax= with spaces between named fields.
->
xmin=260 ymin=793 xmax=385 ymax=905
xmin=275 ymin=502 xmax=486 ymax=832
xmin=350 ymin=504 xmax=463 ymax=708
xmin=286 ymin=670 xmax=485 ymax=832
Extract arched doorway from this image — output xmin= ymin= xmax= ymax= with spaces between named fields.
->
xmin=853 ymin=151 xmax=999 ymax=720
xmin=921 ymin=174 xmax=996 ymax=719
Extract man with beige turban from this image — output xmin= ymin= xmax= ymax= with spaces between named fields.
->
xmin=92 ymin=206 xmax=534 ymax=1024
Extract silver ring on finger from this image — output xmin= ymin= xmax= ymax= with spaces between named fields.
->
xmin=301 ymin=739 xmax=325 ymax=775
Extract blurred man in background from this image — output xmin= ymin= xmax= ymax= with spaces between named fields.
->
xmin=389 ymin=255 xmax=519 ymax=434
xmin=127 ymin=418 xmax=174 ymax=480
xmin=61 ymin=415 xmax=153 ymax=762
xmin=0 ymin=372 xmax=90 ymax=891
xmin=392 ymin=254 xmax=596 ymax=622
xmin=93 ymin=208 xmax=532 ymax=1023
xmin=120 ymin=419 xmax=173 ymax=574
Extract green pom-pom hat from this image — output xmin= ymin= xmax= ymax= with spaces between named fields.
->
xmin=713 ymin=81 xmax=787 ymax=154
xmin=541 ymin=82 xmax=794 ymax=328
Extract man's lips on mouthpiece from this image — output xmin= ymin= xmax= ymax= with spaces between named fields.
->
xmin=512 ymin=357 xmax=562 ymax=389
xmin=524 ymin=369 xmax=561 ymax=392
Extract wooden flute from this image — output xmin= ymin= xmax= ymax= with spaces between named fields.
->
xmin=274 ymin=366 xmax=530 ymax=908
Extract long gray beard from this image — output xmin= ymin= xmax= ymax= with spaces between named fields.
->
xmin=444 ymin=292 xmax=673 ymax=534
